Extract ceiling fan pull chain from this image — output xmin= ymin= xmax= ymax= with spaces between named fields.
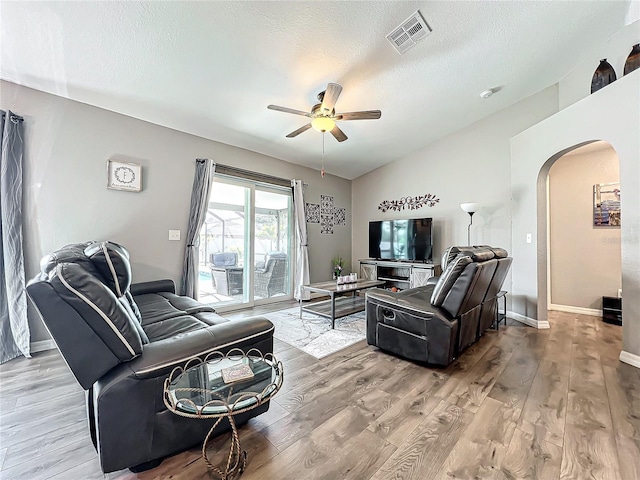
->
xmin=321 ymin=133 xmax=325 ymax=178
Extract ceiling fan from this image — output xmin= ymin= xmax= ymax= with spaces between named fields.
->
xmin=267 ymin=83 xmax=381 ymax=142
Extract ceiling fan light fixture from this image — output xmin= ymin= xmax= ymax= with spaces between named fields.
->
xmin=311 ymin=116 xmax=336 ymax=133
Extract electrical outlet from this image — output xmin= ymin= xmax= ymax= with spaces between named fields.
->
xmin=169 ymin=230 xmax=181 ymax=241
xmin=526 ymin=233 xmax=532 ymax=244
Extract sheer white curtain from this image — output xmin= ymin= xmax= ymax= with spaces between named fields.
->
xmin=291 ymin=179 xmax=310 ymax=300
xmin=180 ymin=159 xmax=215 ymax=299
xmin=0 ymin=110 xmax=30 ymax=363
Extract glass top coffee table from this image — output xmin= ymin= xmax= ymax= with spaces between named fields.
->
xmin=300 ymin=279 xmax=385 ymax=328
xmin=163 ymin=348 xmax=283 ymax=480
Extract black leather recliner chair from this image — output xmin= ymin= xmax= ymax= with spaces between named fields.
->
xmin=365 ymin=246 xmax=511 ymax=366
xmin=26 ymin=241 xmax=275 ymax=473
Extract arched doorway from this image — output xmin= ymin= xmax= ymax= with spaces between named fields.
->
xmin=536 ymin=141 xmax=621 ymax=321
xmin=509 ymin=75 xmax=638 ymax=368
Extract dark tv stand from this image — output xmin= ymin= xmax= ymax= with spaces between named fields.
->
xmin=359 ymin=259 xmax=441 ymax=290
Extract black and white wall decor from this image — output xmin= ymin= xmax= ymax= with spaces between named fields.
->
xmin=305 ymin=203 xmax=320 ymax=223
xmin=320 ymin=214 xmax=334 ymax=235
xmin=320 ymin=195 xmax=334 ymax=214
xmin=305 ymin=194 xmax=346 ymax=234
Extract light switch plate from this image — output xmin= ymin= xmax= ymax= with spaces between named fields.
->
xmin=526 ymin=233 xmax=532 ymax=244
xmin=169 ymin=230 xmax=181 ymax=241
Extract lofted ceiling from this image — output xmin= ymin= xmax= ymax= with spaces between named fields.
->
xmin=0 ymin=1 xmax=633 ymax=179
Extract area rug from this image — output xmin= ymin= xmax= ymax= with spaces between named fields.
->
xmin=260 ymin=306 xmax=366 ymax=359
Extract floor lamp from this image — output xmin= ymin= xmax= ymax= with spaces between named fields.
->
xmin=460 ymin=203 xmax=480 ymax=246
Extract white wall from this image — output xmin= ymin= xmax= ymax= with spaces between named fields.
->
xmin=511 ymin=69 xmax=640 ymax=361
xmin=548 ymin=142 xmax=621 ymax=310
xmin=559 ymin=20 xmax=640 ymax=109
xmin=351 ymin=85 xmax=559 ymax=275
xmin=1 ymin=80 xmax=352 ymax=344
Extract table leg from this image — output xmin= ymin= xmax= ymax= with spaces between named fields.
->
xmin=331 ymin=292 xmax=335 ymax=329
xmin=202 ymin=415 xmax=246 ymax=480
xmin=299 ymin=289 xmax=303 ymax=319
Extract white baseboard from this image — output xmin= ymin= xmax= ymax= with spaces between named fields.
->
xmin=549 ymin=303 xmax=601 ymax=317
xmin=30 ymin=339 xmax=56 ymax=353
xmin=619 ymin=350 xmax=640 ymax=369
xmin=507 ymin=311 xmax=550 ymax=329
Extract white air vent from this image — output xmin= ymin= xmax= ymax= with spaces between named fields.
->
xmin=387 ymin=10 xmax=431 ymax=55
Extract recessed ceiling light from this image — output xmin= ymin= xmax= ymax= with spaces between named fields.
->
xmin=479 ymin=88 xmax=495 ymax=99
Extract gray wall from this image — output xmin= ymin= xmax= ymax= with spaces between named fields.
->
xmin=548 ymin=142 xmax=621 ymax=309
xmin=351 ymin=86 xmax=559 ymax=277
xmin=1 ymin=80 xmax=351 ymax=344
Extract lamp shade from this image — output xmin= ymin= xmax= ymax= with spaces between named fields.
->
xmin=460 ymin=202 xmax=480 ymax=214
xmin=311 ymin=116 xmax=336 ymax=133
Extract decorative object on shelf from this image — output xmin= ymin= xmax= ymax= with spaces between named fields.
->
xmin=378 ymin=193 xmax=440 ymax=212
xmin=305 ymin=203 xmax=320 ymax=223
xmin=332 ymin=256 xmax=344 ymax=280
xmin=107 ymin=160 xmax=142 ymax=192
xmin=460 ymin=202 xmax=480 ymax=246
xmin=624 ymin=44 xmax=640 ymax=75
xmin=593 ymin=182 xmax=620 ymax=227
xmin=591 ymin=59 xmax=616 ymax=94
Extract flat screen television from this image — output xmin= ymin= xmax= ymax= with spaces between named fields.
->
xmin=369 ymin=218 xmax=433 ymax=261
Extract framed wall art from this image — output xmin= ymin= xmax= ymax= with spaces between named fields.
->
xmin=107 ymin=160 xmax=142 ymax=192
xmin=593 ymin=182 xmax=620 ymax=227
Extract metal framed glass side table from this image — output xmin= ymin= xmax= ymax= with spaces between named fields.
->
xmin=495 ymin=290 xmax=508 ymax=330
xmin=163 ymin=348 xmax=283 ymax=480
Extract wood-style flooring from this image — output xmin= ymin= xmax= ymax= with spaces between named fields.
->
xmin=0 ymin=306 xmax=638 ymax=480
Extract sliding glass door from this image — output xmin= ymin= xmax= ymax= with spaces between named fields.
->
xmin=253 ymin=187 xmax=292 ymax=302
xmin=197 ymin=176 xmax=293 ymax=309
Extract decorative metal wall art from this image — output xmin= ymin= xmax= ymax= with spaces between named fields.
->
xmin=591 ymin=59 xmax=616 ymax=94
xmin=624 ymin=44 xmax=640 ymax=76
xmin=305 ymin=203 xmax=320 ymax=223
xmin=378 ymin=193 xmax=440 ymax=213
xmin=305 ymin=194 xmax=347 ymax=234
xmin=320 ymin=214 xmax=334 ymax=235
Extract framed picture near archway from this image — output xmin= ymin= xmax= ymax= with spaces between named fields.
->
xmin=593 ymin=182 xmax=620 ymax=227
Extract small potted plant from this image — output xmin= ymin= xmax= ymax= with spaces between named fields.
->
xmin=332 ymin=256 xmax=344 ymax=280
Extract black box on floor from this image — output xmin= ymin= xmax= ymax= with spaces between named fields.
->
xmin=602 ymin=296 xmax=622 ymax=325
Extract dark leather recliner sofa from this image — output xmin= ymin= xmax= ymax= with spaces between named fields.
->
xmin=365 ymin=246 xmax=512 ymax=366
xmin=26 ymin=241 xmax=275 ymax=473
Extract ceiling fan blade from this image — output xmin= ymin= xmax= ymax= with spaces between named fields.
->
xmin=321 ymin=83 xmax=343 ymax=113
xmin=330 ymin=125 xmax=348 ymax=142
xmin=336 ymin=110 xmax=382 ymax=121
xmin=268 ymin=105 xmax=312 ymax=117
xmin=286 ymin=123 xmax=312 ymax=138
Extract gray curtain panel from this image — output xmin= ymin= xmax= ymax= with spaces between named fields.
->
xmin=180 ymin=159 xmax=216 ymax=299
xmin=0 ymin=110 xmax=30 ymax=363
xmin=292 ymin=179 xmax=310 ymax=300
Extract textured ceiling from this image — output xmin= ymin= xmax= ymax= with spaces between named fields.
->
xmin=0 ymin=1 xmax=632 ymax=179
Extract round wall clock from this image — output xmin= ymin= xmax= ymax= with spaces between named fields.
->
xmin=107 ymin=160 xmax=142 ymax=192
